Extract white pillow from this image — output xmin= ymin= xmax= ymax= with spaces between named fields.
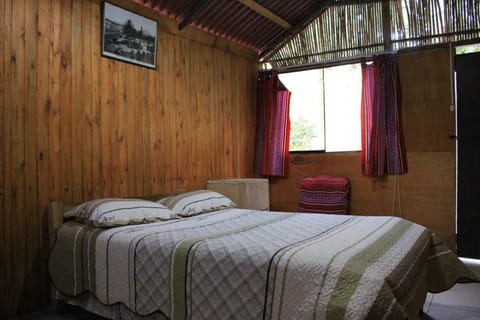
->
xmin=158 ymin=190 xmax=236 ymax=217
xmin=64 ymin=198 xmax=177 ymax=227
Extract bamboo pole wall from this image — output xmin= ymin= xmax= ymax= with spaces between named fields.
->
xmin=0 ymin=0 xmax=258 ymax=316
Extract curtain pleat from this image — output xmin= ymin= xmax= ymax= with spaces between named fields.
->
xmin=361 ymin=54 xmax=407 ymax=176
xmin=254 ymin=72 xmax=291 ymax=177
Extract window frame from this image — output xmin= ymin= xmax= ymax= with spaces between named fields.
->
xmin=280 ymin=62 xmax=362 ymax=153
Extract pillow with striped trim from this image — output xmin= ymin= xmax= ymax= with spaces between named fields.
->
xmin=64 ymin=198 xmax=177 ymax=227
xmin=158 ymin=190 xmax=236 ymax=217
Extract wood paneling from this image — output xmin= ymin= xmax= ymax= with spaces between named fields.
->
xmin=271 ymin=47 xmax=457 ymax=250
xmin=1 ymin=0 xmax=456 ymax=316
xmin=0 ymin=0 xmax=257 ymax=316
xmin=399 ymin=48 xmax=456 ymax=152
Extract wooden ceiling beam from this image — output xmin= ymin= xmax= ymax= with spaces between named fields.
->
xmin=237 ymin=0 xmax=291 ymax=29
xmin=258 ymin=0 xmax=333 ymax=60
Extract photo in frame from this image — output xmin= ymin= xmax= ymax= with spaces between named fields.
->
xmin=102 ymin=1 xmax=157 ymax=69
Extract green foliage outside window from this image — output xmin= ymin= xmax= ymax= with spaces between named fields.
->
xmin=290 ymin=117 xmax=318 ymax=151
xmin=456 ymin=44 xmax=480 ymax=55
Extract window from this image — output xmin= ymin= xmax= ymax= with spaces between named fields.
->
xmin=456 ymin=43 xmax=480 ymax=55
xmin=279 ymin=63 xmax=362 ymax=152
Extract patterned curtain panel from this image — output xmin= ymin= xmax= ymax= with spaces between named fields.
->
xmin=361 ymin=54 xmax=408 ymax=176
xmin=254 ymin=72 xmax=291 ymax=177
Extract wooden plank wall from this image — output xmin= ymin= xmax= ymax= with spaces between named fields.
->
xmin=271 ymin=47 xmax=457 ymax=249
xmin=0 ymin=0 xmax=258 ymax=316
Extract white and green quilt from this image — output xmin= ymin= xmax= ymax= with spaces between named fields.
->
xmin=49 ymin=209 xmax=477 ymax=320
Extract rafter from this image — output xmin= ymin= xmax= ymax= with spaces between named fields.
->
xmin=237 ymin=0 xmax=291 ymax=29
xmin=259 ymin=0 xmax=334 ymax=60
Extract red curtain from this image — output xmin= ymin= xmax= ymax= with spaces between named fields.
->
xmin=254 ymin=72 xmax=291 ymax=177
xmin=361 ymin=54 xmax=408 ymax=176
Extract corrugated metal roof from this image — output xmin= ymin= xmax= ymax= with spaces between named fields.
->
xmin=132 ymin=0 xmax=332 ymax=55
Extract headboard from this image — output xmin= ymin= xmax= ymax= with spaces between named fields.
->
xmin=47 ymin=193 xmax=179 ymax=250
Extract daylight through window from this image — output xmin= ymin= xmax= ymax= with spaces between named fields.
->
xmin=279 ymin=63 xmax=362 ymax=152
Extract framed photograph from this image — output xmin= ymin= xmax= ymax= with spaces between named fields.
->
xmin=102 ymin=1 xmax=157 ymax=69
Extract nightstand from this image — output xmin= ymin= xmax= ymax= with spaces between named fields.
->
xmin=206 ymin=178 xmax=270 ymax=210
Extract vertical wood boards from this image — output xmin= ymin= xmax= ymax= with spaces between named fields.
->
xmin=0 ymin=0 xmax=257 ymax=316
xmin=2 ymin=0 xmax=14 ymax=312
xmin=36 ymin=0 xmax=53 ymax=305
xmin=80 ymin=0 xmax=94 ymax=200
xmin=24 ymin=0 xmax=42 ymax=309
xmin=0 ymin=0 xmax=5 ymax=308
xmin=71 ymin=0 xmax=84 ymax=204
xmin=11 ymin=0 xmax=27 ymax=312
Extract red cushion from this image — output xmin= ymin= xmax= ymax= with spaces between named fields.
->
xmin=298 ymin=175 xmax=350 ymax=214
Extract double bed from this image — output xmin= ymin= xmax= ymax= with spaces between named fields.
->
xmin=48 ymin=190 xmax=477 ymax=320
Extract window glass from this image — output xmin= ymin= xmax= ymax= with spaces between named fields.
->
xmin=324 ymin=64 xmax=361 ymax=152
xmin=279 ymin=63 xmax=362 ymax=152
xmin=279 ymin=69 xmax=325 ymax=151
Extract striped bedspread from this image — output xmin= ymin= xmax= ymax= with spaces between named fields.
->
xmin=49 ymin=209 xmax=477 ymax=320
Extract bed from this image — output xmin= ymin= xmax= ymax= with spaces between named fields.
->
xmin=48 ymin=190 xmax=477 ymax=320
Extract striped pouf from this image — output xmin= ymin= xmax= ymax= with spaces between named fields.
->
xmin=298 ymin=175 xmax=350 ymax=214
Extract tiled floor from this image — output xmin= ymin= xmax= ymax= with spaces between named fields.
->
xmin=422 ymin=282 xmax=480 ymax=320
xmin=13 ymin=282 xmax=480 ymax=319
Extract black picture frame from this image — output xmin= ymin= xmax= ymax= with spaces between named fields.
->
xmin=101 ymin=1 xmax=157 ymax=69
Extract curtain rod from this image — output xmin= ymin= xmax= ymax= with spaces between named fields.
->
xmin=262 ymin=50 xmax=399 ymax=74
xmin=262 ymin=41 xmax=463 ymax=73
xmin=262 ymin=43 xmax=385 ymax=64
